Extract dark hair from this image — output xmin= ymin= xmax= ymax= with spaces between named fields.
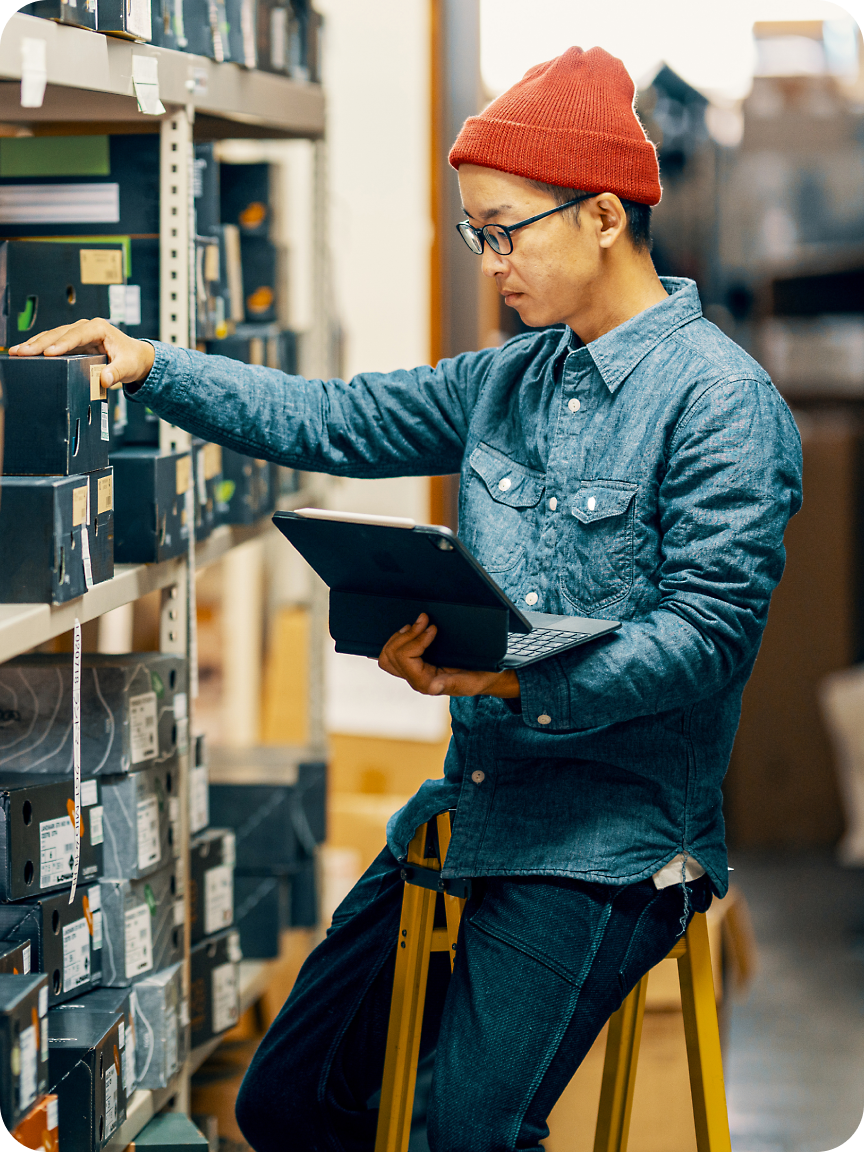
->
xmin=527 ymin=180 xmax=653 ymax=252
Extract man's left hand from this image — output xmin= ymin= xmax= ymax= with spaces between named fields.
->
xmin=378 ymin=614 xmax=520 ymax=699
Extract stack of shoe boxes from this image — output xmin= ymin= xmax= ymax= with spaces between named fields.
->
xmin=188 ymin=817 xmax=240 ymax=1049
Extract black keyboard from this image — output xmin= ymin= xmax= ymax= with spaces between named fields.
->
xmin=505 ymin=627 xmax=589 ymax=658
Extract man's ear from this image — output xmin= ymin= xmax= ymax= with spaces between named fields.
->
xmin=595 ymin=194 xmax=628 ymax=249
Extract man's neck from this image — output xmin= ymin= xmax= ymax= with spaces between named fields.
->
xmin=567 ymin=257 xmax=669 ymax=345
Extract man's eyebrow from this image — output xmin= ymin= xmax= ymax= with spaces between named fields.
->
xmin=461 ymin=204 xmax=514 ymax=222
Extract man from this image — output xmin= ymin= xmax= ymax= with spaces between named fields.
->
xmin=14 ymin=46 xmax=802 ymax=1152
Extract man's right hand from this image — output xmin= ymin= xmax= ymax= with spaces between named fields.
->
xmin=9 ymin=318 xmax=156 ymax=392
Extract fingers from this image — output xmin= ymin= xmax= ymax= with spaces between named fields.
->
xmin=9 ymin=318 xmax=107 ymax=358
xmin=377 ymin=614 xmax=439 ymax=690
xmin=9 ymin=320 xmax=156 ymax=389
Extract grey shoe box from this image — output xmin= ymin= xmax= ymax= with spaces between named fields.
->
xmin=101 ymin=760 xmax=179 ymax=881
xmin=131 ymin=961 xmax=189 ymax=1089
xmin=100 ymin=862 xmax=183 ymax=986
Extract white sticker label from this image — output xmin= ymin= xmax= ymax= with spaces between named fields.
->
xmin=190 ymin=764 xmax=209 ymax=834
xmin=129 ymin=692 xmax=158 ymax=764
xmin=212 ymin=962 xmax=239 ymax=1034
xmin=40 ymin=815 xmax=76 ymax=888
xmin=108 ymin=283 xmax=126 ymax=324
xmin=137 ymin=796 xmax=161 ymax=871
xmin=173 ymin=691 xmax=187 ymax=721
xmin=169 ymin=796 xmax=180 ymax=856
xmin=24 ymin=944 xmax=32 ymax=976
xmin=165 ymin=1005 xmax=178 ymax=1077
xmin=222 ymin=831 xmax=236 ymax=869
xmin=125 ymin=1019 xmax=136 ymax=1094
xmin=63 ymin=918 xmax=91 ymax=992
xmin=173 ymin=898 xmax=185 ymax=926
xmin=90 ymin=805 xmax=104 ymax=847
xmin=125 ymin=284 xmax=142 ymax=326
xmin=124 ymin=904 xmax=153 ymax=978
xmin=40 ymin=1016 xmax=47 ymax=1062
xmin=47 ymin=1097 xmax=58 ymax=1131
xmin=227 ymin=930 xmax=242 ymax=964
xmin=19 ymin=1024 xmax=37 ymax=1110
xmin=105 ymin=1063 xmax=118 ymax=1138
xmin=80 ymin=528 xmax=94 ymax=590
xmin=38 ymin=985 xmax=46 ymax=1017
xmin=92 ymin=909 xmax=103 ymax=951
xmin=204 ymin=864 xmax=233 ymax=935
xmin=179 ymin=998 xmax=189 ymax=1027
xmin=81 ymin=780 xmax=98 ymax=807
xmin=88 ymin=884 xmax=101 ymax=912
xmin=101 ymin=401 xmax=109 ymax=441
xmin=118 ymin=1021 xmax=125 ymax=1048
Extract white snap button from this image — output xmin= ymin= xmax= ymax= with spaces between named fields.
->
xmin=587 ymin=496 xmax=596 ymax=511
xmin=472 ymin=770 xmax=485 ymax=784
xmin=525 ymin=592 xmax=538 ymax=606
xmin=498 ymin=477 xmax=512 ymax=492
xmin=548 ymin=497 xmax=557 ymax=511
xmin=568 ymin=398 xmax=581 ymax=413
xmin=537 ymin=714 xmax=552 ymax=726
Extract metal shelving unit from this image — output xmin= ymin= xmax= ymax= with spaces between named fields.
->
xmin=0 ymin=12 xmax=331 ymax=1145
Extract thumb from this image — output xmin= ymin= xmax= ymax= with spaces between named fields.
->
xmin=101 ymin=340 xmax=145 ymax=389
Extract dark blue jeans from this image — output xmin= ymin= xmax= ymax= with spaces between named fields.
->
xmin=235 ymin=848 xmax=712 ymax=1152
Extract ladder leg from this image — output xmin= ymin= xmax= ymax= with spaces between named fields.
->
xmin=677 ymin=914 xmax=732 ymax=1152
xmin=593 ymin=973 xmax=649 ymax=1152
xmin=375 ymin=825 xmax=438 ymax=1152
xmin=435 ymin=813 xmax=466 ymax=972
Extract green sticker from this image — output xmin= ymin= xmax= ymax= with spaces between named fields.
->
xmin=144 ymin=884 xmax=157 ymax=917
xmin=215 ymin=479 xmax=236 ymax=505
xmin=150 ymin=671 xmax=165 ymax=698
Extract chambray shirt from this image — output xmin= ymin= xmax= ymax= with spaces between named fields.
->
xmin=133 ymin=278 xmax=802 ymax=896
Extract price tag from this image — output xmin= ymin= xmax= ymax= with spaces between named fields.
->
xmin=81 ymin=528 xmax=94 ymax=590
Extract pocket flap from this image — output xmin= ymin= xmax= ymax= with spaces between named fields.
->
xmin=469 ymin=443 xmax=545 ymax=508
xmin=570 ymin=483 xmax=637 ymax=524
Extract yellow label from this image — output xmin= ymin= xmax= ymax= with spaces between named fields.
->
xmin=175 ymin=455 xmax=191 ymax=495
xmin=97 ymin=474 xmax=113 ymax=515
xmin=89 ymin=364 xmax=106 ymax=401
xmin=203 ymin=242 xmax=220 ymax=283
xmin=72 ymin=485 xmax=88 ymax=527
xmin=79 ymin=249 xmax=123 ymax=285
xmin=203 ymin=442 xmax=222 ymax=480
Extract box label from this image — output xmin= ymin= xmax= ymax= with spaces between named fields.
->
xmin=104 ymin=1063 xmax=118 ymax=1138
xmin=40 ymin=815 xmax=76 ymax=888
xmin=204 ymin=864 xmax=233 ymax=935
xmin=173 ymin=897 xmax=185 ymax=926
xmin=190 ymin=764 xmax=209 ymax=834
xmin=222 ymin=831 xmax=236 ymax=869
xmin=47 ymin=1097 xmax=58 ymax=1131
xmin=175 ymin=455 xmax=191 ymax=496
xmin=80 ymin=528 xmax=93 ymax=590
xmin=89 ymin=805 xmax=104 ymax=847
xmin=38 ymin=986 xmax=46 ymax=1017
xmin=62 ymin=917 xmax=91 ymax=992
xmin=169 ymin=796 xmax=180 ymax=857
xmin=125 ymin=1018 xmax=136 ymax=1094
xmin=81 ymin=779 xmax=98 ymax=807
xmin=137 ymin=796 xmax=161 ymax=871
xmin=108 ymin=283 xmax=126 ymax=323
xmin=227 ymin=930 xmax=242 ymax=964
xmin=129 ymin=692 xmax=158 ymax=764
xmin=203 ymin=442 xmax=222 ymax=479
xmin=89 ymin=364 xmax=106 ymax=401
xmin=24 ymin=943 xmax=32 ymax=976
xmin=92 ymin=909 xmax=103 ymax=951
xmin=166 ymin=1005 xmax=178 ymax=1077
xmin=97 ymin=473 xmax=113 ymax=514
xmin=40 ymin=1016 xmax=47 ymax=1063
xmin=124 ymin=284 xmax=142 ymax=326
xmin=124 ymin=904 xmax=153 ymax=978
xmin=212 ymin=962 xmax=239 ymax=1034
xmin=101 ymin=400 xmax=109 ymax=441
xmin=72 ymin=485 xmax=88 ymax=528
xmin=80 ymin=248 xmax=123 ymax=285
xmin=19 ymin=1023 xmax=37 ymax=1110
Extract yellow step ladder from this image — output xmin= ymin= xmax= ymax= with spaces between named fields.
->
xmin=374 ymin=815 xmax=732 ymax=1152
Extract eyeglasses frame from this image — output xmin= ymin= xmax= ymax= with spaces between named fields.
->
xmin=456 ymin=192 xmax=598 ymax=256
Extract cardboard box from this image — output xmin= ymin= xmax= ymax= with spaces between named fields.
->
xmin=0 ymin=939 xmax=33 ymax=975
xmin=0 ymin=352 xmax=111 ymax=475
xmin=11 ymin=1092 xmax=58 ymax=1151
xmin=0 ymin=973 xmax=49 ymax=1131
xmin=0 ymin=652 xmax=187 ymax=776
xmin=99 ymin=861 xmax=184 ymax=986
xmin=0 ymin=774 xmax=103 ymax=900
xmin=0 ymin=883 xmax=101 ymax=1005
xmin=131 ymin=960 xmax=188 ymax=1089
xmin=60 ymin=983 xmax=136 ymax=1097
xmin=0 ymin=467 xmax=114 ymax=602
xmin=233 ymin=873 xmax=290 ymax=958
xmin=110 ymin=447 xmax=192 ymax=563
xmin=189 ymin=829 xmax=235 ymax=944
xmin=190 ymin=439 xmax=223 ymax=543
xmin=101 ymin=760 xmax=178 ymax=880
xmin=97 ymin=0 xmax=152 ymax=39
xmin=135 ymin=1112 xmax=209 ymax=1149
xmin=189 ymin=928 xmax=241 ymax=1048
xmin=47 ymin=1008 xmax=126 ymax=1149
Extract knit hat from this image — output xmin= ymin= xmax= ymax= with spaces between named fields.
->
xmin=448 ymin=46 xmax=661 ymax=206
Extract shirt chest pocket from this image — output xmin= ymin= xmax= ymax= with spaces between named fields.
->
xmin=560 ymin=480 xmax=638 ymax=613
xmin=464 ymin=443 xmax=545 ymax=573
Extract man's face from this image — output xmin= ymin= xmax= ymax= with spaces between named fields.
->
xmin=457 ymin=164 xmax=608 ymax=329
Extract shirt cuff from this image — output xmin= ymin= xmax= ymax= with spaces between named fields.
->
xmin=516 ymin=655 xmax=572 ymax=731
xmin=124 ymin=339 xmax=173 ymax=401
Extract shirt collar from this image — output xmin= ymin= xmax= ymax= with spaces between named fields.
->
xmin=583 ymin=277 xmax=703 ymax=394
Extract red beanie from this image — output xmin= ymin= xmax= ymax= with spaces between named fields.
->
xmin=448 ymin=46 xmax=661 ymax=206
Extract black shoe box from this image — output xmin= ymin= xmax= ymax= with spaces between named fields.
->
xmin=0 ymin=467 xmax=114 ymax=603
xmin=0 ymin=242 xmax=126 ymax=352
xmin=206 ymin=323 xmax=297 ymax=374
xmin=194 ymin=144 xmax=220 ymax=239
xmin=189 ymin=927 xmax=241 ymax=1048
xmin=182 ymin=0 xmax=227 ymax=59
xmin=190 ymin=439 xmax=223 ymax=542
xmin=233 ymin=873 xmax=289 ymax=959
xmin=107 ymin=388 xmax=161 ymax=449
xmin=150 ymin=0 xmax=186 ymax=49
xmin=19 ymin=0 xmax=97 ymax=31
xmin=240 ymin=236 xmax=277 ymax=323
xmin=97 ymin=0 xmax=152 ymax=39
xmin=189 ymin=829 xmax=234 ymax=945
xmin=109 ymin=446 xmax=192 ymax=562
xmin=47 ymin=1008 xmax=127 ymax=1149
xmin=0 ymin=652 xmax=187 ymax=777
xmin=100 ymin=760 xmax=178 ymax=881
xmin=0 ymin=973 xmax=49 ymax=1131
xmin=59 ymin=984 xmax=136 ymax=1097
xmin=226 ymin=0 xmax=257 ymax=66
xmin=216 ymin=449 xmax=276 ymax=525
xmin=99 ymin=861 xmax=184 ymax=987
xmin=220 ymin=163 xmax=270 ymax=238
xmin=0 ymin=939 xmax=33 ymax=975
xmin=0 ymin=353 xmax=110 ymax=476
xmin=0 ymin=775 xmax=103 ymax=901
xmin=0 ymin=883 xmax=102 ymax=1005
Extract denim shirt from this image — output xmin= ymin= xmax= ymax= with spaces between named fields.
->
xmin=134 ymin=278 xmax=802 ymax=896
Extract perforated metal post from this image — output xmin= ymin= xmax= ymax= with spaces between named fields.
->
xmin=159 ymin=110 xmax=194 ymax=455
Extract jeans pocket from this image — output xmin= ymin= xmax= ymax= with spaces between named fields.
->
xmin=560 ymin=479 xmax=638 ymax=613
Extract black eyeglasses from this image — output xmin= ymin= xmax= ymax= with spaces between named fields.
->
xmin=456 ymin=193 xmax=596 ymax=256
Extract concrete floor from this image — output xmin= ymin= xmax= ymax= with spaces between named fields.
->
xmin=726 ymin=852 xmax=864 ymax=1152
